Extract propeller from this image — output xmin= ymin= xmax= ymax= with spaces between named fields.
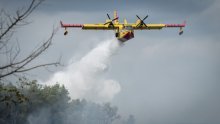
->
xmin=136 ymin=15 xmax=148 ymax=28
xmin=104 ymin=13 xmax=119 ymax=28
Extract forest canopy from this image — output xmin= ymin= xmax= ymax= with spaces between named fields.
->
xmin=0 ymin=78 xmax=120 ymax=124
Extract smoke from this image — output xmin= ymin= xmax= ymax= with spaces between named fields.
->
xmin=46 ymin=38 xmax=122 ymax=102
xmin=28 ymin=108 xmax=51 ymax=124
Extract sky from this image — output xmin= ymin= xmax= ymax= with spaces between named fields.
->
xmin=1 ymin=0 xmax=220 ymax=124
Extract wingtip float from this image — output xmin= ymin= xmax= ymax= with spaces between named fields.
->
xmin=60 ymin=11 xmax=186 ymax=42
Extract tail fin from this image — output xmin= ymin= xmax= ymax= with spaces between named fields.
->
xmin=114 ymin=10 xmax=119 ymax=24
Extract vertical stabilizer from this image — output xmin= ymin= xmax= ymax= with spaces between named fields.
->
xmin=114 ymin=10 xmax=119 ymax=24
xmin=124 ymin=19 xmax=128 ymax=24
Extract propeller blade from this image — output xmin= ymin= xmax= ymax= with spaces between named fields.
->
xmin=104 ymin=14 xmax=117 ymax=28
xmin=107 ymin=14 xmax=111 ymax=20
xmin=136 ymin=15 xmax=148 ymax=28
xmin=136 ymin=15 xmax=141 ymax=20
xmin=136 ymin=22 xmax=140 ymax=27
xmin=112 ymin=17 xmax=119 ymax=21
xmin=104 ymin=22 xmax=110 ymax=25
xmin=143 ymin=23 xmax=147 ymax=27
xmin=143 ymin=15 xmax=148 ymax=21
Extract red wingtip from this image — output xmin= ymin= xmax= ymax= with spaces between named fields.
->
xmin=166 ymin=21 xmax=186 ymax=27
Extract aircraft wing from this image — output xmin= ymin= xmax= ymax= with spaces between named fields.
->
xmin=132 ymin=24 xmax=166 ymax=30
xmin=82 ymin=24 xmax=117 ymax=30
xmin=60 ymin=21 xmax=117 ymax=30
xmin=132 ymin=23 xmax=186 ymax=30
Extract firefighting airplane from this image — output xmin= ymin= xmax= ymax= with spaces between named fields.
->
xmin=60 ymin=11 xmax=186 ymax=42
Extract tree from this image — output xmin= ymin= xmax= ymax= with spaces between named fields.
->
xmin=0 ymin=0 xmax=59 ymax=81
xmin=66 ymin=99 xmax=120 ymax=124
xmin=0 ymin=78 xmax=121 ymax=124
xmin=124 ymin=115 xmax=135 ymax=124
xmin=102 ymin=103 xmax=121 ymax=124
xmin=0 ymin=78 xmax=70 ymax=124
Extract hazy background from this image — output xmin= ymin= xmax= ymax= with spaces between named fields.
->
xmin=1 ymin=0 xmax=220 ymax=124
